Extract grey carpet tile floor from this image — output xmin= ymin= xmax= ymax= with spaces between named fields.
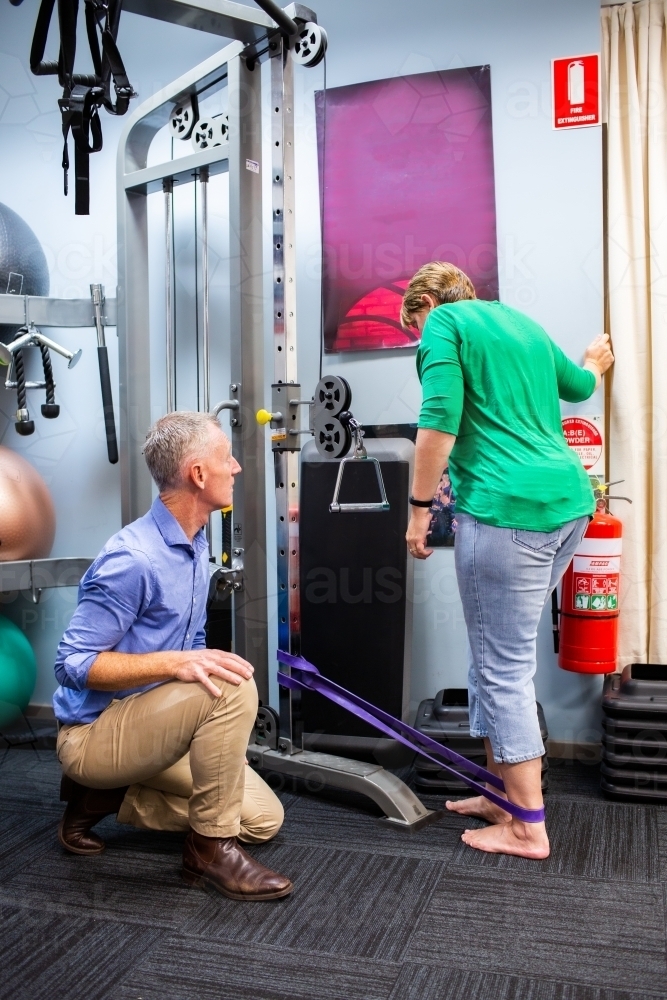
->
xmin=275 ymin=793 xmax=462 ymax=860
xmin=180 ymin=842 xmax=445 ymax=962
xmin=112 ymin=937 xmax=401 ymax=1000
xmin=0 ymin=810 xmax=57 ymax=881
xmin=0 ymin=839 xmax=207 ymax=929
xmin=0 ymin=747 xmax=63 ymax=814
xmin=543 ymin=760 xmax=611 ymax=801
xmin=1 ymin=750 xmax=667 ymax=1000
xmin=406 ymin=868 xmax=667 ymax=993
xmin=0 ymin=902 xmax=160 ymax=1000
xmin=657 ymin=811 xmax=667 ymax=881
xmin=388 ymin=963 xmax=667 ymax=1000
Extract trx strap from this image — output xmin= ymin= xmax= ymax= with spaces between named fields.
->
xmin=277 ymin=651 xmax=546 ymax=824
xmin=28 ymin=0 xmax=136 ymax=214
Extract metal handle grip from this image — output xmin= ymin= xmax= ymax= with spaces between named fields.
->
xmin=97 ymin=346 xmax=118 ymax=464
xmin=329 ymin=456 xmax=390 ymax=513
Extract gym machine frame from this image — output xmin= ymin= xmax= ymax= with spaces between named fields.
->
xmin=117 ymin=0 xmax=434 ymax=829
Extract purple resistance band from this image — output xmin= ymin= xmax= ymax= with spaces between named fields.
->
xmin=277 ymin=651 xmax=545 ymax=824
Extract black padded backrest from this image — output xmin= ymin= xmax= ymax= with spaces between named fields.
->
xmin=299 ymin=441 xmax=411 ymax=738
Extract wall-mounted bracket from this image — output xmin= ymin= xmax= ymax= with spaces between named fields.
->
xmin=0 ymin=557 xmax=93 ymax=605
xmin=0 ymin=294 xmax=117 ymax=329
xmin=213 ymin=383 xmax=242 ymax=428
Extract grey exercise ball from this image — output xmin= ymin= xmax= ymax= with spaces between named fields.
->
xmin=0 ymin=203 xmax=49 ymax=340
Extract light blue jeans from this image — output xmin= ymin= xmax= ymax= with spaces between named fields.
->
xmin=454 ymin=512 xmax=590 ymax=764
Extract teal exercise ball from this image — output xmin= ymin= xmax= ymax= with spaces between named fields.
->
xmin=0 ymin=613 xmax=37 ymax=728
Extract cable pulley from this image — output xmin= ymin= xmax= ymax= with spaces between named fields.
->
xmin=311 ymin=375 xmax=351 ymax=422
xmin=314 ymin=416 xmax=350 ymax=459
xmin=290 ymin=22 xmax=328 ymax=67
xmin=169 ymin=97 xmax=199 ymax=140
xmin=191 ymin=114 xmax=229 ymax=152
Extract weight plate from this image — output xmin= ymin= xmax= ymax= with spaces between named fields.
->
xmin=314 ymin=416 xmax=351 ymax=459
xmin=169 ymin=100 xmax=197 ymax=140
xmin=290 ymin=22 xmax=328 ymax=68
xmin=312 ymin=375 xmax=351 ymax=422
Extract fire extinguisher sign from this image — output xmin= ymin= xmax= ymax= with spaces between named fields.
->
xmin=572 ymin=542 xmax=621 ymax=612
xmin=552 ymin=54 xmax=600 ymax=129
xmin=562 ymin=415 xmax=604 ymax=476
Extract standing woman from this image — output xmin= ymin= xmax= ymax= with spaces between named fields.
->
xmin=402 ymin=262 xmax=614 ymax=859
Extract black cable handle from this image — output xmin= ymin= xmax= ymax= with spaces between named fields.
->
xmin=39 ymin=342 xmax=60 ymax=417
xmin=13 ymin=348 xmax=35 ymax=435
xmin=97 ymin=344 xmax=118 ymax=463
xmin=14 ymin=348 xmax=26 ymax=411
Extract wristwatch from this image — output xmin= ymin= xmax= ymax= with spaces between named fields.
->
xmin=409 ymin=495 xmax=434 ymax=508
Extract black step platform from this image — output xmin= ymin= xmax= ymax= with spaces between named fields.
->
xmin=602 ymin=716 xmax=667 ymax=741
xmin=413 ymin=688 xmax=549 ymax=793
xmin=601 ymin=664 xmax=667 ymax=801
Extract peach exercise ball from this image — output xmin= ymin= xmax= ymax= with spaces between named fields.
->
xmin=0 ymin=446 xmax=55 ymax=560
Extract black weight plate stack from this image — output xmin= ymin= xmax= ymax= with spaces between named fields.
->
xmin=601 ymin=664 xmax=667 ymax=801
xmin=413 ymin=689 xmax=549 ymax=793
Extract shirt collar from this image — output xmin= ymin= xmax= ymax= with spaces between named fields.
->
xmin=151 ymin=496 xmax=208 ymax=554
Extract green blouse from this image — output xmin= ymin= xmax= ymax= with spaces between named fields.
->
xmin=416 ymin=300 xmax=596 ymax=532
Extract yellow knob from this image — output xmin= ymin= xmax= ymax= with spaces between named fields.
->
xmin=256 ymin=408 xmax=272 ymax=425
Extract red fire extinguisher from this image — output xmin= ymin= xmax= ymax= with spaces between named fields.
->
xmin=556 ymin=487 xmax=630 ymax=674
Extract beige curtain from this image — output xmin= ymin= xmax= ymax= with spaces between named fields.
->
xmin=602 ymin=0 xmax=667 ymax=666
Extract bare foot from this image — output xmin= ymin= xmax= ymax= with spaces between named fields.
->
xmin=461 ymin=820 xmax=550 ymax=859
xmin=445 ymin=795 xmax=511 ymax=824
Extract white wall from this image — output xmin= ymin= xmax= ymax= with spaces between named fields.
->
xmin=0 ymin=0 xmax=605 ymax=741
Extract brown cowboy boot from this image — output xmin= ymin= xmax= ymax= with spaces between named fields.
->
xmin=182 ymin=829 xmax=293 ymax=901
xmin=58 ymin=775 xmax=129 ymax=856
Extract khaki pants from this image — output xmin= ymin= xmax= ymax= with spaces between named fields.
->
xmin=56 ymin=676 xmax=283 ymax=841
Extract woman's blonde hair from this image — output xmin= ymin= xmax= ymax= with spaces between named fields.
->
xmin=401 ymin=261 xmax=476 ymax=328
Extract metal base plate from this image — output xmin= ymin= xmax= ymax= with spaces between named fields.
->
xmin=247 ymin=743 xmax=436 ymax=830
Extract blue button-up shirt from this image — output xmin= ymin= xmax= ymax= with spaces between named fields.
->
xmin=53 ymin=497 xmax=210 ymax=725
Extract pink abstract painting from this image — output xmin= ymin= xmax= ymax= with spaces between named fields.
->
xmin=316 ymin=66 xmax=498 ymax=353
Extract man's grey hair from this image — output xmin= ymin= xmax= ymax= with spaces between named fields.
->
xmin=143 ymin=411 xmax=222 ymax=491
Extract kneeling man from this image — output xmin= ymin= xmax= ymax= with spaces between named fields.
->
xmin=53 ymin=411 xmax=292 ymax=901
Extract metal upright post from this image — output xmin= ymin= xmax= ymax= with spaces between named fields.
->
xmin=200 ymin=166 xmax=213 ymax=553
xmin=117 ymin=166 xmax=154 ymax=525
xmin=200 ymin=166 xmax=210 ymax=415
xmin=270 ymin=42 xmax=302 ymax=751
xmin=227 ymin=50 xmax=269 ymax=702
xmin=164 ymin=178 xmax=175 ymax=413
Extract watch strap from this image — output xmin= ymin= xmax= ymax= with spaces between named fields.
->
xmin=409 ymin=495 xmax=434 ymax=508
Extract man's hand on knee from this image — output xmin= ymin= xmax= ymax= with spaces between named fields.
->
xmin=174 ymin=650 xmax=254 ymax=696
xmin=87 ymin=648 xmax=254 ymax=694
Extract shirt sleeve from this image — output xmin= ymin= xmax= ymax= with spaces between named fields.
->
xmin=54 ymin=546 xmax=155 ymax=691
xmin=549 ymin=338 xmax=596 ymax=403
xmin=417 ymin=308 xmax=464 ymax=435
